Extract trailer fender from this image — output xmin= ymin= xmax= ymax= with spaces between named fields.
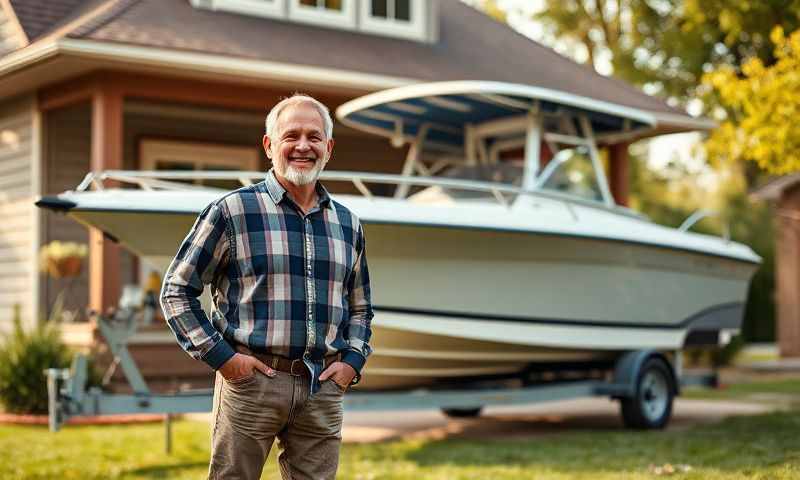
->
xmin=601 ymin=350 xmax=679 ymax=399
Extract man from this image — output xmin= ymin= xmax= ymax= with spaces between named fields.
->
xmin=160 ymin=94 xmax=373 ymax=480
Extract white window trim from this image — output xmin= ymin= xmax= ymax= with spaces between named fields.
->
xmin=289 ymin=0 xmax=356 ymax=29
xmin=211 ymin=0 xmax=286 ymax=20
xmin=140 ymin=138 xmax=261 ymax=177
xmin=359 ymin=0 xmax=426 ymax=41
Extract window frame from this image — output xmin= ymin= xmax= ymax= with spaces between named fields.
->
xmin=139 ymin=138 xmax=261 ymax=181
xmin=210 ymin=0 xmax=286 ymax=19
xmin=359 ymin=0 xmax=427 ymax=41
xmin=288 ymin=0 xmax=356 ymax=29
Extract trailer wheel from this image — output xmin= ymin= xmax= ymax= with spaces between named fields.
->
xmin=620 ymin=357 xmax=674 ymax=429
xmin=442 ymin=407 xmax=483 ymax=418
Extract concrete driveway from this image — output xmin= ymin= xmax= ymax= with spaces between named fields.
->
xmin=341 ymin=397 xmax=772 ymax=443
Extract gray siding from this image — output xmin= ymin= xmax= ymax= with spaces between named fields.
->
xmin=42 ymin=103 xmax=91 ymax=319
xmin=0 ymin=96 xmax=35 ymax=329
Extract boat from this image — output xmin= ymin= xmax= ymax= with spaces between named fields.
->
xmin=37 ymin=81 xmax=761 ymax=391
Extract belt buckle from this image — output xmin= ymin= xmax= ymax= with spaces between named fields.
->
xmin=289 ymin=358 xmax=305 ymax=376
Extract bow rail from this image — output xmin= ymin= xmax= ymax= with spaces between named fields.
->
xmin=74 ymin=169 xmax=647 ymax=218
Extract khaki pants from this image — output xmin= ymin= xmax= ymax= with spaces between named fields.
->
xmin=207 ymin=369 xmax=346 ymax=480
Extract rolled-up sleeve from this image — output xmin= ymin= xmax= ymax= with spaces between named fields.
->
xmin=160 ymin=202 xmax=235 ymax=370
xmin=340 ymin=222 xmax=374 ymax=374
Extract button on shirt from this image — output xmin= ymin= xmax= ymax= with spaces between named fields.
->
xmin=160 ymin=170 xmax=373 ymax=393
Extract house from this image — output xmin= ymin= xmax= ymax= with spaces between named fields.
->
xmin=753 ymin=175 xmax=800 ymax=357
xmin=0 ymin=0 xmax=706 ymax=386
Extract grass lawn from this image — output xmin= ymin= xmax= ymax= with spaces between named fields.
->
xmin=682 ymin=375 xmax=800 ymax=405
xmin=1 ymin=407 xmax=799 ymax=479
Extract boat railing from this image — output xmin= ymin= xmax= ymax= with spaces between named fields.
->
xmin=679 ymin=209 xmax=730 ymax=242
xmin=74 ymin=169 xmax=648 ymax=220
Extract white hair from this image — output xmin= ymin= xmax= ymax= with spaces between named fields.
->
xmin=265 ymin=94 xmax=333 ymax=140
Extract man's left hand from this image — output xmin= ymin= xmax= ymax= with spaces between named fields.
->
xmin=319 ymin=361 xmax=356 ymax=389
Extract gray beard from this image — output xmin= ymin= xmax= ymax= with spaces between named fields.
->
xmin=279 ymin=160 xmax=326 ymax=186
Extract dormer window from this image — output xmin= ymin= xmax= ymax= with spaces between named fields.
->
xmin=199 ymin=0 xmax=431 ymax=42
xmin=370 ymin=0 xmax=410 ymax=21
xmin=290 ymin=0 xmax=356 ymax=29
xmin=360 ymin=0 xmax=425 ymax=40
xmin=209 ymin=0 xmax=285 ymax=19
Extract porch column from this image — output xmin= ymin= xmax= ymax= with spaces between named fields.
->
xmin=608 ymin=142 xmax=630 ymax=207
xmin=89 ymin=85 xmax=123 ymax=313
xmin=777 ymin=187 xmax=800 ymax=357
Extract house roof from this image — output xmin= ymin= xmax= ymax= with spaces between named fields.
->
xmin=8 ymin=0 xmax=98 ymax=41
xmin=751 ymin=173 xmax=800 ymax=201
xmin=3 ymin=0 xmax=707 ymax=132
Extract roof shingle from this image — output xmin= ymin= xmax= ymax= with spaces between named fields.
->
xmin=9 ymin=0 xmax=96 ymax=40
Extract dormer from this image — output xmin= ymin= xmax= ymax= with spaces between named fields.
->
xmin=190 ymin=0 xmax=437 ymax=42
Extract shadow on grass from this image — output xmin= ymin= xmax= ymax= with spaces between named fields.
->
xmin=124 ymin=461 xmax=208 ymax=477
xmin=346 ymin=410 xmax=800 ymax=475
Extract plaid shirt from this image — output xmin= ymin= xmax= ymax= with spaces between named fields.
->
xmin=160 ymin=170 xmax=373 ymax=393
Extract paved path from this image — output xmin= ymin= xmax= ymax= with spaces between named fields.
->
xmin=340 ymin=397 xmax=772 ymax=443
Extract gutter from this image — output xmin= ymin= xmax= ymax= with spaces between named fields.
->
xmin=57 ymin=38 xmax=417 ymax=92
xmin=651 ymin=111 xmax=717 ymax=131
xmin=0 ymin=39 xmax=60 ymax=77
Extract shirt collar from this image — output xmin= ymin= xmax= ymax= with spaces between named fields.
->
xmin=265 ymin=169 xmax=332 ymax=210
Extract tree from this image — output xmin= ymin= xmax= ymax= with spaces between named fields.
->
xmin=507 ymin=0 xmax=800 ymax=107
xmin=704 ymin=27 xmax=800 ymax=175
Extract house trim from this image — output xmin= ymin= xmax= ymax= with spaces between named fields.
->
xmin=359 ymin=0 xmax=427 ymax=41
xmin=650 ymin=111 xmax=716 ymax=131
xmin=288 ymin=0 xmax=357 ymax=30
xmin=139 ymin=138 xmax=260 ymax=173
xmin=29 ymin=94 xmax=41 ymax=325
xmin=0 ymin=0 xmax=29 ymax=47
xmin=210 ymin=0 xmax=286 ymax=19
xmin=56 ymin=38 xmax=415 ymax=91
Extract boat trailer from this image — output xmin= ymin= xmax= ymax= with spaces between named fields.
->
xmin=46 ymin=288 xmax=718 ymax=450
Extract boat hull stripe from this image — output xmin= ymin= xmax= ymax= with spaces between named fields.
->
xmin=373 ymin=302 xmax=744 ymax=330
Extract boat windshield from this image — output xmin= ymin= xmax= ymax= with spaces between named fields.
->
xmin=536 ymin=146 xmax=603 ymax=202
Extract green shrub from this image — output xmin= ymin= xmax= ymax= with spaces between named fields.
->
xmin=0 ymin=306 xmax=72 ymax=414
xmin=712 ymin=334 xmax=746 ymax=368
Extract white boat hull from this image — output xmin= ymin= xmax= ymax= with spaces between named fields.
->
xmin=51 ymin=199 xmax=757 ymax=391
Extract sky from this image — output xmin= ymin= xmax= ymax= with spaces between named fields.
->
xmin=461 ymin=0 xmax=717 ymax=189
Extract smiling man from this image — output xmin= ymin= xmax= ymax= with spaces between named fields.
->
xmin=160 ymin=94 xmax=373 ymax=480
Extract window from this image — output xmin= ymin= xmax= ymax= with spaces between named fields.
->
xmin=360 ymin=0 xmax=426 ymax=40
xmin=140 ymin=139 xmax=261 ymax=191
xmin=210 ymin=0 xmax=285 ymax=19
xmin=370 ymin=0 xmax=410 ymax=21
xmin=289 ymin=0 xmax=356 ymax=29
xmin=299 ymin=0 xmax=343 ymax=9
xmin=537 ymin=146 xmax=604 ymax=202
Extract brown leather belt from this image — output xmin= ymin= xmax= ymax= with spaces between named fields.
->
xmin=236 ymin=345 xmax=340 ymax=377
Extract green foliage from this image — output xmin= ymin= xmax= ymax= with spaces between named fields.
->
xmin=705 ymin=27 xmax=800 ymax=174
xmin=711 ymin=334 xmax=746 ymax=368
xmin=0 ymin=306 xmax=72 ymax=414
xmin=527 ymin=0 xmax=800 ymax=107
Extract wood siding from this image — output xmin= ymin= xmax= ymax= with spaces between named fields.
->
xmin=0 ymin=95 xmax=35 ymax=330
xmin=777 ymin=187 xmax=800 ymax=357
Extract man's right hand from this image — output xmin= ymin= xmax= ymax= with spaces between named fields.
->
xmin=218 ymin=353 xmax=276 ymax=381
